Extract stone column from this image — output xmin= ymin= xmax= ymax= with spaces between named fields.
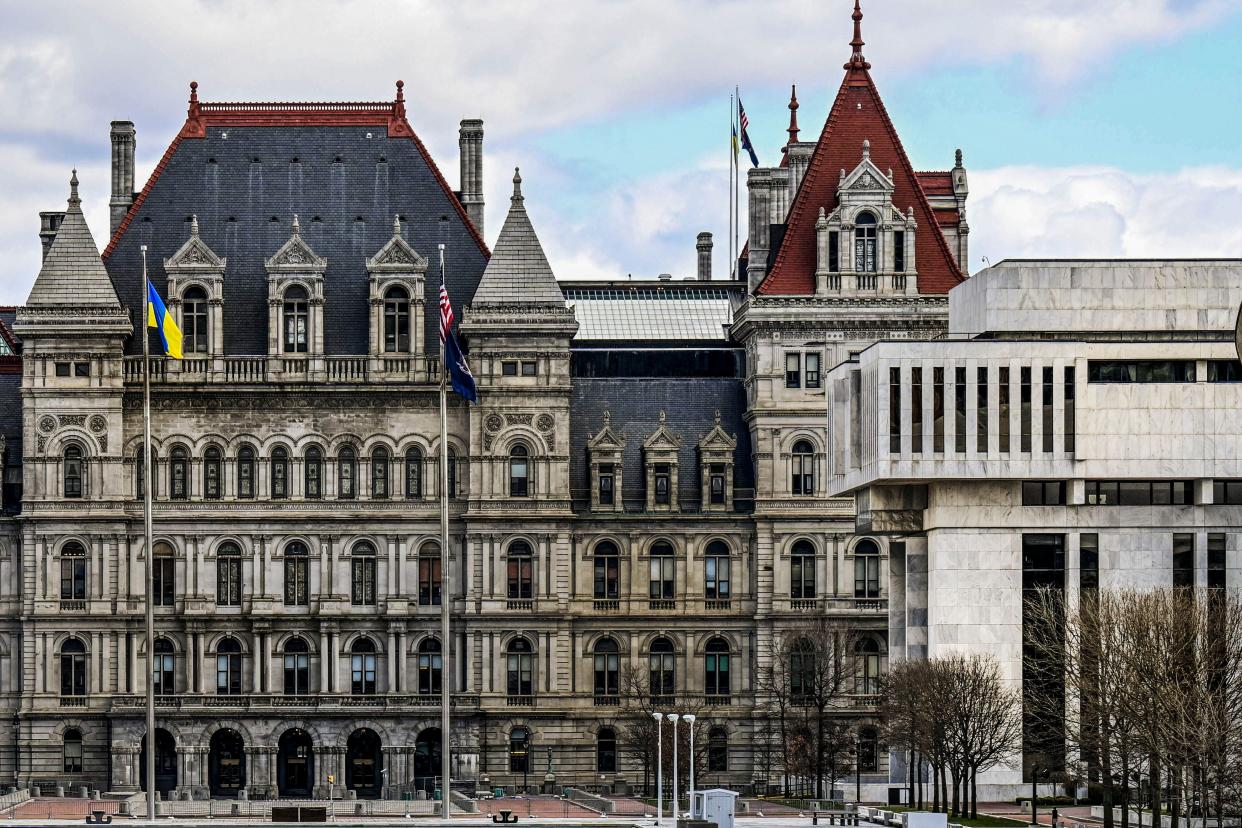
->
xmin=329 ymin=629 xmax=340 ymax=694
xmin=395 ymin=630 xmax=406 ymax=693
xmin=319 ymin=631 xmax=330 ymax=693
xmin=386 ymin=631 xmax=397 ymax=693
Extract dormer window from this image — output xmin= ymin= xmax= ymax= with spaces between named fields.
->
xmin=598 ymin=463 xmax=615 ymax=506
xmin=383 ymin=286 xmax=410 ymax=353
xmin=183 ymin=287 xmax=209 ymax=354
xmin=283 ymin=286 xmax=309 ymax=353
xmin=653 ymin=464 xmax=671 ymax=505
xmin=855 ymin=211 xmax=878 ymax=273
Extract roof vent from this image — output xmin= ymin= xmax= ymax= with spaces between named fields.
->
xmin=227 ymin=216 xmax=237 ymax=223
xmin=291 ymin=156 xmax=300 ymax=163
xmin=207 ymin=158 xmax=216 ymax=164
xmin=269 ymin=216 xmax=280 ymax=223
xmin=311 ymin=216 xmax=322 ymax=223
xmin=378 ymin=155 xmax=387 ymax=163
xmin=333 ymin=155 xmax=343 ymax=163
xmin=658 ymin=273 xmax=673 ymax=281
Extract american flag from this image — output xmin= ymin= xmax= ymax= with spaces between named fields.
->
xmin=438 ymin=274 xmax=454 ymax=344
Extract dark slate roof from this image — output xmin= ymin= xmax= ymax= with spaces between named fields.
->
xmin=570 ymin=378 xmax=753 ymax=512
xmin=104 ymin=124 xmax=488 ymax=355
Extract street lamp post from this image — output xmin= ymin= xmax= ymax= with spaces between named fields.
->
xmin=667 ymin=714 xmax=681 ymax=819
xmin=653 ymin=712 xmax=664 ymax=825
xmin=684 ymin=713 xmax=697 ymax=816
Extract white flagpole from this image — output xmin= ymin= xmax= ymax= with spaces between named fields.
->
xmin=729 ymin=92 xmax=735 ymax=280
xmin=140 ymin=247 xmax=157 ymax=822
xmin=733 ymin=87 xmax=741 ymax=281
xmin=438 ymin=243 xmax=453 ymax=820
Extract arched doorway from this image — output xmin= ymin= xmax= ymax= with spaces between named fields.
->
xmin=139 ymin=729 xmax=178 ymax=797
xmin=345 ymin=729 xmax=383 ymax=799
xmin=413 ymin=728 xmax=441 ymax=795
xmin=277 ymin=729 xmax=314 ymax=798
xmin=209 ymin=729 xmax=246 ymax=798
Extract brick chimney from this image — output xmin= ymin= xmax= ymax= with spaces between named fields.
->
xmin=458 ymin=119 xmax=485 ymax=238
xmin=109 ymin=120 xmax=136 ymax=236
xmin=696 ymin=232 xmax=713 ymax=281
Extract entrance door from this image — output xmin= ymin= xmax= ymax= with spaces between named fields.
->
xmin=140 ymin=729 xmax=178 ymax=797
xmin=345 ymin=729 xmax=383 ymax=799
xmin=278 ymin=729 xmax=314 ymax=798
xmin=209 ymin=729 xmax=246 ymax=798
xmin=413 ymin=728 xmax=441 ymax=795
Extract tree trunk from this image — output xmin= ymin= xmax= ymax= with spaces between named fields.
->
xmin=1101 ymin=776 xmax=1114 ymax=828
xmin=908 ymin=749 xmax=914 ymax=808
xmin=932 ymin=763 xmax=940 ymax=813
xmin=951 ymin=765 xmax=959 ymax=817
xmin=971 ymin=765 xmax=978 ymax=820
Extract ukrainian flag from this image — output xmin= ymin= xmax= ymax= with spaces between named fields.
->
xmin=147 ymin=280 xmax=183 ymax=360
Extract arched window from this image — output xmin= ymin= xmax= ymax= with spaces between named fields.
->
xmin=858 ymin=727 xmax=879 ymax=773
xmin=855 ymin=211 xmax=878 ymax=273
xmin=593 ymin=637 xmax=620 ymax=700
xmin=350 ymin=637 xmax=378 ymax=695
xmin=135 ymin=447 xmax=155 ymax=499
xmin=371 ymin=447 xmax=390 ymax=499
xmin=60 ymin=638 xmax=87 ymax=697
xmin=791 ymin=440 xmax=815 ymax=496
xmin=708 ymin=726 xmax=728 ymax=772
xmin=216 ymin=542 xmax=242 ymax=607
xmin=856 ymin=638 xmax=882 ymax=695
xmin=170 ymin=445 xmax=190 ymax=500
xmin=283 ymin=285 xmax=308 ymax=353
xmin=593 ymin=542 xmax=620 ymax=600
xmin=153 ymin=542 xmax=175 ymax=607
xmin=216 ymin=637 xmax=243 ymax=695
xmin=791 ymin=540 xmax=816 ymax=599
xmin=204 ymin=445 xmax=223 ymax=500
xmin=383 ymin=286 xmax=410 ymax=353
xmin=337 ymin=446 xmax=357 ymax=500
xmin=418 ymin=543 xmax=441 ymax=606
xmin=284 ymin=541 xmax=310 ymax=606
xmin=649 ymin=637 xmax=675 ymax=698
xmin=60 ymin=541 xmax=87 ymax=600
xmin=509 ymin=727 xmax=530 ymax=773
xmin=704 ymin=637 xmax=731 ymax=699
xmin=790 ymin=638 xmax=815 ymax=702
xmin=447 ymin=448 xmax=457 ymax=500
xmin=597 ymin=727 xmax=617 ymax=773
xmin=649 ymin=541 xmax=675 ymax=600
xmin=351 ymin=542 xmax=377 ymax=606
xmin=405 ymin=447 xmax=423 ymax=499
xmin=63 ymin=728 xmax=83 ymax=773
xmin=506 ymin=638 xmax=533 ymax=698
xmin=283 ymin=637 xmax=311 ymax=695
xmin=417 ymin=638 xmax=442 ymax=695
xmin=304 ymin=446 xmax=324 ymax=500
xmin=854 ymin=539 xmax=881 ymax=599
xmin=183 ymin=286 xmax=209 ymax=354
xmin=63 ymin=445 xmax=84 ymax=499
xmin=270 ymin=446 xmax=289 ymax=500
xmin=509 ymin=444 xmax=530 ymax=498
xmin=507 ymin=541 xmax=533 ymax=600
xmin=152 ymin=637 xmax=175 ymax=696
xmin=237 ymin=445 xmax=256 ymax=499
xmin=705 ymin=540 xmax=731 ymax=601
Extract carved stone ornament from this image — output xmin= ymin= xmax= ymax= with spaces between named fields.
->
xmin=851 ymin=171 xmax=878 ymax=190
xmin=36 ymin=435 xmax=47 ymax=452
xmin=58 ymin=414 xmax=86 ymax=427
xmin=485 ymin=414 xmax=504 ymax=434
xmin=89 ymin=415 xmax=107 ymax=434
xmin=376 ymin=246 xmax=416 ymax=266
xmin=506 ymin=413 xmax=534 ymax=426
xmin=536 ymin=413 xmax=554 ymax=433
xmin=38 ymin=416 xmax=56 ymax=434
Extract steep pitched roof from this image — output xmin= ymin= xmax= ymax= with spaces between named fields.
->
xmin=758 ymin=3 xmax=965 ymax=296
xmin=26 ymin=172 xmax=121 ymax=308
xmin=471 ymin=169 xmax=565 ymax=307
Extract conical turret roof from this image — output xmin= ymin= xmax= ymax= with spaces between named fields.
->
xmin=26 ymin=171 xmax=121 ymax=308
xmin=471 ymin=169 xmax=565 ymax=307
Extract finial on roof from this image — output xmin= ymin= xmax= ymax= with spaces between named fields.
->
xmin=659 ymin=409 xmax=667 ymax=426
xmin=845 ymin=0 xmax=872 ymax=70
xmin=955 ymin=148 xmax=964 ymax=168
xmin=291 ymin=214 xmax=300 ymax=235
xmin=395 ymin=80 xmax=405 ymax=102
xmin=786 ymin=84 xmax=800 ymax=146
xmin=189 ymin=81 xmax=198 ymax=104
xmin=862 ymin=139 xmax=870 ymax=161
xmin=714 ymin=409 xmax=721 ymax=427
xmin=603 ymin=410 xmax=611 ymax=427
xmin=393 ymin=214 xmax=401 ymax=236
xmin=68 ymin=169 xmax=80 ymax=206
xmin=512 ymin=167 xmax=524 ymax=203
xmin=190 ymin=214 xmax=199 ymax=236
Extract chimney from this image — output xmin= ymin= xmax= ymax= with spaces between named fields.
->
xmin=746 ymin=168 xmax=774 ymax=292
xmin=38 ymin=211 xmax=65 ymax=260
xmin=458 ymin=119 xmax=485 ymax=238
xmin=696 ymin=232 xmax=713 ymax=281
xmin=109 ymin=120 xmax=136 ymax=236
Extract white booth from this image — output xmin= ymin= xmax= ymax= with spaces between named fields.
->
xmin=691 ymin=789 xmax=739 ymax=828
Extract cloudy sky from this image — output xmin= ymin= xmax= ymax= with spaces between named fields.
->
xmin=1 ymin=0 xmax=1241 ymax=304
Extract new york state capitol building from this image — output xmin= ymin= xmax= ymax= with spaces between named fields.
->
xmin=0 ymin=6 xmax=1230 ymax=803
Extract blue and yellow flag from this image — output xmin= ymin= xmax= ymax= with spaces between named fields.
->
xmin=146 ymin=280 xmax=183 ymax=360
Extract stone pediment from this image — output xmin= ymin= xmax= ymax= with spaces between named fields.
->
xmin=698 ymin=412 xmax=737 ymax=452
xmin=367 ymin=217 xmax=428 ymax=271
xmin=840 ymin=158 xmax=893 ymax=195
xmin=588 ymin=411 xmax=626 ymax=452
xmin=165 ymin=217 xmax=226 ymax=271
xmin=643 ymin=411 xmax=683 ymax=451
xmin=266 ymin=216 xmax=326 ymax=271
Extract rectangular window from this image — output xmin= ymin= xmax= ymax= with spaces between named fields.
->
xmin=805 ymin=353 xmax=821 ymax=389
xmin=706 ymin=556 xmax=731 ymax=600
xmin=1080 ymin=534 xmax=1099 ymax=592
xmin=1020 ymin=367 xmax=1032 ymax=452
xmin=954 ymin=367 xmax=967 ymax=454
xmin=521 ymin=361 xmax=537 ymax=376
xmin=977 ymin=367 xmax=989 ymax=453
xmin=74 ymin=362 xmax=90 ymax=377
xmin=598 ymin=464 xmax=615 ymax=506
xmin=894 ymin=230 xmax=905 ymax=273
xmin=1087 ymin=480 xmax=1193 ymax=506
xmin=1173 ymin=534 xmax=1195 ymax=588
xmin=60 ymin=556 xmax=86 ymax=600
xmin=653 ymin=464 xmax=670 ymax=505
xmin=785 ymin=353 xmax=801 ymax=388
xmin=153 ymin=556 xmax=175 ymax=606
xmin=351 ymin=557 xmax=377 ymax=606
xmin=216 ymin=556 xmax=242 ymax=606
xmin=649 ymin=556 xmax=674 ymax=600
xmin=709 ymin=463 xmax=726 ymax=505
xmin=1209 ymin=534 xmax=1226 ymax=590
xmin=418 ymin=555 xmax=442 ymax=605
xmin=933 ymin=367 xmax=945 ymax=453
xmin=502 ymin=361 xmax=518 ymax=376
xmin=1213 ymin=480 xmax=1242 ymax=505
xmin=1087 ymin=360 xmax=1196 ymax=383
xmin=507 ymin=556 xmax=533 ymax=600
xmin=1042 ymin=366 xmax=1054 ymax=453
xmin=1064 ymin=366 xmax=1076 ymax=454
xmin=912 ymin=367 xmax=924 ymax=454
xmin=594 ymin=554 xmax=619 ymax=600
xmin=1208 ymin=360 xmax=1242 ymax=382
xmin=828 ymin=231 xmax=840 ymax=273
xmin=284 ymin=557 xmax=309 ymax=606
xmin=999 ymin=367 xmax=1011 ymax=453
xmin=1022 ymin=481 xmax=1066 ymax=506
xmin=55 ymin=362 xmax=71 ymax=377
xmin=889 ymin=366 xmax=902 ymax=454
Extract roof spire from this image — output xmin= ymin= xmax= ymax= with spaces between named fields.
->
xmin=845 ymin=0 xmax=871 ymax=70
xmin=786 ymin=85 xmax=800 ymax=146
xmin=189 ymin=80 xmax=198 ymax=104
xmin=395 ymin=79 xmax=405 ymax=103
xmin=511 ymin=167 xmax=523 ymax=203
xmin=68 ymin=169 xmax=80 ymax=207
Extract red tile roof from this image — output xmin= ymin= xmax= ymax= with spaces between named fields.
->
xmin=933 ymin=208 xmax=962 ymax=228
xmin=102 ymin=81 xmax=489 ymax=261
xmin=916 ymin=171 xmax=955 ymax=197
xmin=758 ymin=61 xmax=965 ymax=296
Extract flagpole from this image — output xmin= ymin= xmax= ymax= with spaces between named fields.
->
xmin=438 ymin=243 xmax=452 ymax=820
xmin=733 ymin=86 xmax=740 ymax=281
xmin=140 ymin=247 xmax=157 ymax=822
xmin=729 ymin=92 xmax=735 ymax=280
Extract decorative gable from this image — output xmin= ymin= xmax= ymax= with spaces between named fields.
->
xmin=165 ymin=216 xmax=226 ymax=271
xmin=698 ymin=411 xmax=737 ymax=512
xmin=587 ymin=410 xmax=626 ymax=512
xmin=643 ymin=411 xmax=683 ymax=452
xmin=367 ymin=216 xmax=429 ymax=272
xmin=643 ymin=410 xmax=682 ymax=513
xmin=266 ymin=216 xmax=327 ymax=272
